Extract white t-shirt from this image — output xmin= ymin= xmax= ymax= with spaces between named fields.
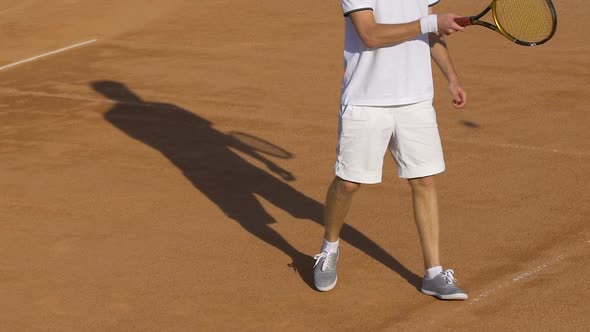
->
xmin=341 ymin=0 xmax=440 ymax=106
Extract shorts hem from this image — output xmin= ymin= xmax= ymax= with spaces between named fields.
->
xmin=398 ymin=163 xmax=445 ymax=179
xmin=335 ymin=165 xmax=382 ymax=184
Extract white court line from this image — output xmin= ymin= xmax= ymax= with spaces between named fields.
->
xmin=445 ymin=138 xmax=590 ymax=157
xmin=0 ymin=39 xmax=97 ymax=72
xmin=470 ymin=239 xmax=589 ymax=304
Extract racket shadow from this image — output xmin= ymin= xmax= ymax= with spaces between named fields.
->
xmin=92 ymin=80 xmax=421 ymax=291
xmin=229 ymin=131 xmax=293 ymax=159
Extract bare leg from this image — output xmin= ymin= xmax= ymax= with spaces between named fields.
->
xmin=323 ymin=177 xmax=360 ymax=242
xmin=408 ymin=175 xmax=441 ymax=269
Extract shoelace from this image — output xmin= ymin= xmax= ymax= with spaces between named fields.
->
xmin=442 ymin=269 xmax=458 ymax=285
xmin=313 ymin=252 xmax=336 ymax=271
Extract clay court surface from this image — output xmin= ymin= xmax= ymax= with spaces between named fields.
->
xmin=1 ymin=0 xmax=589 ymax=330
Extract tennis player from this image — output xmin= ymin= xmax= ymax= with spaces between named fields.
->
xmin=313 ymin=0 xmax=468 ymax=300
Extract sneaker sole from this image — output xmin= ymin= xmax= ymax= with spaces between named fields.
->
xmin=315 ymin=276 xmax=338 ymax=292
xmin=421 ymin=288 xmax=468 ymax=300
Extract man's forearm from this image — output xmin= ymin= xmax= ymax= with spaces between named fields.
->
xmin=349 ymin=10 xmax=424 ymax=49
xmin=362 ymin=21 xmax=423 ymax=48
xmin=350 ymin=8 xmax=464 ymax=49
xmin=430 ymin=33 xmax=459 ymax=82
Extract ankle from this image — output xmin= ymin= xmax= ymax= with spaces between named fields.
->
xmin=424 ymin=266 xmax=443 ymax=279
xmin=321 ymin=238 xmax=340 ymax=253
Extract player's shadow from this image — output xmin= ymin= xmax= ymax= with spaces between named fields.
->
xmin=92 ymin=81 xmax=422 ymax=290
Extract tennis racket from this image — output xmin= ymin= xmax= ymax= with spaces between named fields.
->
xmin=454 ymin=0 xmax=557 ymax=46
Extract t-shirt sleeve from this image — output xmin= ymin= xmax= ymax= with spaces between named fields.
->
xmin=428 ymin=0 xmax=441 ymax=7
xmin=341 ymin=0 xmax=376 ymax=16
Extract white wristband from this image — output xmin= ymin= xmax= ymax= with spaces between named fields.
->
xmin=419 ymin=14 xmax=438 ymax=34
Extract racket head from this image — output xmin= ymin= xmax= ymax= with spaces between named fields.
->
xmin=492 ymin=0 xmax=557 ymax=46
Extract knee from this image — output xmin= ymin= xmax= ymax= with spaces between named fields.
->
xmin=334 ymin=177 xmax=361 ymax=195
xmin=408 ymin=176 xmax=436 ymax=192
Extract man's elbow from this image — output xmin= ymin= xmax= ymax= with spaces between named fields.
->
xmin=362 ymin=38 xmax=380 ymax=49
xmin=358 ymin=31 xmax=380 ymax=48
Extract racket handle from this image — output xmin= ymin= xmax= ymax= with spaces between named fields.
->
xmin=454 ymin=17 xmax=473 ymax=27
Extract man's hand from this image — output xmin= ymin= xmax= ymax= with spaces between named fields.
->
xmin=437 ymin=14 xmax=465 ymax=35
xmin=449 ymin=79 xmax=467 ymax=109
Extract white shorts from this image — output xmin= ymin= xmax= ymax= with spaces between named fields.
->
xmin=335 ymin=100 xmax=445 ymax=183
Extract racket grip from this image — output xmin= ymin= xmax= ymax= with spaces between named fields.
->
xmin=454 ymin=17 xmax=472 ymax=27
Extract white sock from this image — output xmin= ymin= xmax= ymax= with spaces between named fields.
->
xmin=321 ymin=238 xmax=339 ymax=253
xmin=425 ymin=266 xmax=443 ymax=280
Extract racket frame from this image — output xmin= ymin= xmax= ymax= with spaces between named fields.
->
xmin=456 ymin=0 xmax=558 ymax=46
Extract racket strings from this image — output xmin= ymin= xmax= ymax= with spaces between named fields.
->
xmin=494 ymin=0 xmax=555 ymax=43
